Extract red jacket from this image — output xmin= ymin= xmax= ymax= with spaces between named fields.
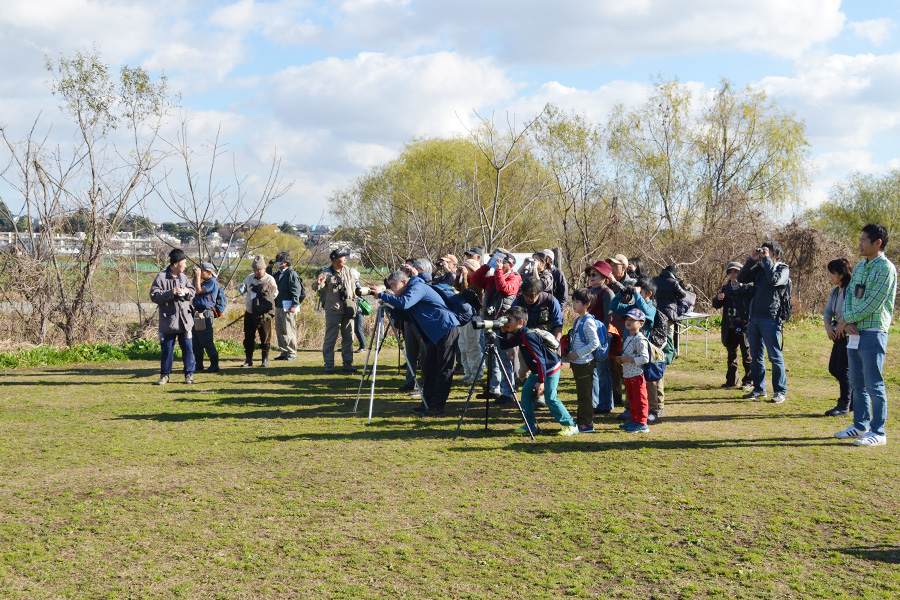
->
xmin=469 ymin=264 xmax=521 ymax=317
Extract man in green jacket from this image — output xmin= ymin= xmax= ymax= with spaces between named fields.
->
xmin=273 ymin=251 xmax=306 ymax=361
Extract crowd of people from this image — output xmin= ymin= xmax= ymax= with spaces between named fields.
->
xmin=148 ymin=223 xmax=896 ymax=447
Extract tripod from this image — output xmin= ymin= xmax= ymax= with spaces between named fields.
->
xmin=353 ymin=300 xmax=425 ymax=423
xmin=453 ymin=329 xmax=534 ymax=440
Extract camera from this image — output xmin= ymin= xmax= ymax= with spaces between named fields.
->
xmin=756 ymin=247 xmax=764 ymax=254
xmin=620 ymin=285 xmax=635 ymax=305
xmin=472 ymin=316 xmax=508 ymax=331
xmin=727 ymin=307 xmax=738 ymax=318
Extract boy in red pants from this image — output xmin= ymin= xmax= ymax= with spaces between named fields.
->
xmin=615 ymin=308 xmax=650 ymax=433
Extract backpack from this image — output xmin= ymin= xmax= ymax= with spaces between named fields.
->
xmin=775 ymin=265 xmax=793 ymax=324
xmin=574 ymin=314 xmax=609 ymax=361
xmin=642 ymin=339 xmax=667 ymax=382
xmin=648 ymin=309 xmax=668 ymax=349
xmin=298 ymin=278 xmax=307 ymax=304
xmin=531 ymin=328 xmax=561 ymax=354
xmin=432 ymin=283 xmax=474 ymax=326
xmin=212 ymin=283 xmax=227 ymax=317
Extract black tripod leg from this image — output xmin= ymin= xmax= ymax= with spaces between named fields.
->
xmin=492 ymin=345 xmax=535 ymax=440
xmin=453 ymin=352 xmax=488 ymax=441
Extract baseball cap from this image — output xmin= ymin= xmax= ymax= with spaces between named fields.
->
xmin=199 ymin=262 xmax=217 ymax=277
xmin=607 ymin=254 xmax=628 ymax=267
xmin=625 ymin=308 xmax=646 ymax=322
xmin=726 ymin=261 xmax=742 ymax=272
xmin=535 ymin=248 xmax=555 ymax=262
xmin=330 ymin=248 xmax=350 ymax=259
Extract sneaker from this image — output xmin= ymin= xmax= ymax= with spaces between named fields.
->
xmin=355 ymin=347 xmax=366 ymax=354
xmin=741 ymin=383 xmax=754 ymax=392
xmin=743 ymin=389 xmax=767 ymax=400
xmin=239 ymin=360 xmax=253 ymax=367
xmin=616 ymin=409 xmax=631 ymax=421
xmin=646 ymin=412 xmax=660 ymax=425
xmin=156 ymin=374 xmax=169 ymax=385
xmin=324 ymin=367 xmax=334 ymax=374
xmin=184 ymin=373 xmax=194 ymax=385
xmin=624 ymin=421 xmax=650 ymax=433
xmin=834 ymin=424 xmax=868 ymax=439
xmin=273 ymin=355 xmax=289 ymax=361
xmin=410 ymin=403 xmax=428 ymax=417
xmin=342 ymin=365 xmax=358 ymax=373
xmin=398 ymin=382 xmax=416 ymax=392
xmin=825 ymin=408 xmax=850 ymax=417
xmin=720 ymin=382 xmax=736 ymax=388
xmin=854 ymin=432 xmax=887 ymax=447
xmin=204 ymin=366 xmax=221 ymax=373
xmin=557 ymin=425 xmax=579 ymax=437
xmin=513 ymin=423 xmax=541 ymax=435
xmin=770 ymin=392 xmax=786 ymax=404
xmin=577 ymin=423 xmax=595 ymax=433
xmin=495 ymin=395 xmax=514 ymax=405
xmin=618 ymin=418 xmax=636 ymax=430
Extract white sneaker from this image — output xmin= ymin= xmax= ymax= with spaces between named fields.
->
xmin=834 ymin=424 xmax=868 ymax=439
xmin=854 ymin=432 xmax=887 ymax=447
xmin=770 ymin=392 xmax=786 ymax=404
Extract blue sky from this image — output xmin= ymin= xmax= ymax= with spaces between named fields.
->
xmin=1 ymin=0 xmax=899 ymax=224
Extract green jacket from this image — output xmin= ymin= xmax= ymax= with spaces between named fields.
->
xmin=274 ymin=268 xmax=305 ymax=308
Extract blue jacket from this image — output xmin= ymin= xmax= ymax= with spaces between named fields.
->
xmin=737 ymin=256 xmax=790 ymax=320
xmin=499 ymin=327 xmax=562 ymax=383
xmin=609 ymin=291 xmax=656 ymax=337
xmin=511 ymin=291 xmax=563 ymax=331
xmin=193 ymin=277 xmax=225 ymax=313
xmin=378 ymin=277 xmax=459 ymax=344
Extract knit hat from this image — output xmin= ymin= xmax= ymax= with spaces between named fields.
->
xmin=169 ymin=248 xmax=187 ymax=265
xmin=252 ymin=255 xmax=266 ymax=270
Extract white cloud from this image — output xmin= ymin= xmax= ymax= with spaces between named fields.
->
xmin=848 ymin=18 xmax=895 ymax=46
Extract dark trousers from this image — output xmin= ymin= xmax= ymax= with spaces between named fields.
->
xmin=353 ymin=310 xmax=366 ymax=349
xmin=243 ymin=313 xmax=273 ymax=356
xmin=828 ymin=337 xmax=852 ymax=411
xmin=193 ymin=312 xmax=218 ymax=368
xmin=422 ymin=327 xmax=459 ymax=410
xmin=403 ymin=321 xmax=425 ymax=386
xmin=571 ymin=361 xmax=595 ymax=426
xmin=609 ymin=356 xmax=624 ymax=407
xmin=724 ymin=328 xmax=752 ymax=386
xmin=160 ymin=330 xmax=194 ymax=376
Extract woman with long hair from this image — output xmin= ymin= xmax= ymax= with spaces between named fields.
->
xmin=823 ymin=257 xmax=854 ymax=416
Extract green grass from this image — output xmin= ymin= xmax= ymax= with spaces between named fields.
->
xmin=1 ymin=323 xmax=899 ymax=599
xmin=0 ymin=339 xmax=243 ymax=369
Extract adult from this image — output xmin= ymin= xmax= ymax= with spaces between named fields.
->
xmin=607 ymin=254 xmax=636 ymax=291
xmin=823 ymin=258 xmax=853 ymax=416
xmin=273 ymin=251 xmax=305 ymax=361
xmin=470 ymin=249 xmax=521 ymax=401
xmin=518 ymin=251 xmax=554 ymax=295
xmin=653 ymin=264 xmax=689 ymax=323
xmin=454 ymin=258 xmax=484 ymax=385
xmin=606 ymin=253 xmax=634 ymax=410
xmin=539 ymin=249 xmax=569 ymax=310
xmin=239 ymin=255 xmax=278 ymax=367
xmin=711 ymin=261 xmax=754 ymax=390
xmin=350 ymin=267 xmax=367 ymax=353
xmin=464 ymin=246 xmax=484 ymax=266
xmin=627 ymin=257 xmax=646 ymax=280
xmin=149 ymin=248 xmax=196 ymax=385
xmin=371 ymin=270 xmax=460 ymax=416
xmin=433 ymin=254 xmax=458 ymax=287
xmin=834 ymin=224 xmax=897 ymax=447
xmin=737 ymin=241 xmax=791 ymax=403
xmin=397 ymin=259 xmax=433 ymax=392
xmin=313 ymin=248 xmax=358 ymax=374
xmin=191 ymin=262 xmax=226 ymax=373
xmin=585 ymin=260 xmax=616 ymax=413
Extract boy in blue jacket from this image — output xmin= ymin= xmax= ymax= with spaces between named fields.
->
xmin=499 ymin=306 xmax=578 ymax=436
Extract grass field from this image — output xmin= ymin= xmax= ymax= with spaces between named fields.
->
xmin=1 ymin=324 xmax=899 ymax=599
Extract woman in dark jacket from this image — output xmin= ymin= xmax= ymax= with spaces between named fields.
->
xmin=653 ymin=264 xmax=689 ymax=322
xmin=823 ymin=258 xmax=854 ymax=416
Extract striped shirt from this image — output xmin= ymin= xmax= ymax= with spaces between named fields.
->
xmin=842 ymin=253 xmax=897 ymax=332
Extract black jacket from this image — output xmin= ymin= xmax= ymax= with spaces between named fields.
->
xmin=712 ymin=282 xmax=754 ymax=344
xmin=653 ymin=269 xmax=688 ymax=321
xmin=736 ymin=257 xmax=789 ymax=320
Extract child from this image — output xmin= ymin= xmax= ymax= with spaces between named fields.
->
xmin=566 ymin=288 xmax=604 ymax=433
xmin=500 ymin=306 xmax=578 ymax=437
xmin=615 ymin=308 xmax=650 ymax=433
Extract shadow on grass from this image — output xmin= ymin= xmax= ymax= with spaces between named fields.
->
xmin=462 ymin=436 xmax=836 ymax=452
xmin=836 ymin=545 xmax=900 ymax=564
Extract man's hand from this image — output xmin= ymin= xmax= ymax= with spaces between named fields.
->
xmin=368 ymin=285 xmax=381 ymax=296
xmin=717 ymin=292 xmax=725 ymax=301
xmin=535 ymin=382 xmax=544 ymax=397
xmin=288 ymin=305 xmax=299 ymax=314
xmin=836 ymin=317 xmax=859 ymax=337
xmin=316 ymin=273 xmax=326 ymax=285
xmin=566 ymin=351 xmax=579 ymax=361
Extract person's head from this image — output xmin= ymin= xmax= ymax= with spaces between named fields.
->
xmin=520 ymin=276 xmax=544 ymax=305
xmin=199 ymin=262 xmax=216 ymax=281
xmin=627 ymin=257 xmax=645 ymax=279
xmin=464 ymin=246 xmax=483 ymax=264
xmin=386 ymin=269 xmax=411 ymax=295
xmin=499 ymin=252 xmax=516 ymax=273
xmin=329 ymin=248 xmax=348 ymax=269
xmin=571 ymin=287 xmax=596 ymax=316
xmin=635 ymin=275 xmax=655 ymax=300
xmin=624 ymin=308 xmax=645 ymax=334
xmin=860 ymin=223 xmax=889 ymax=258
xmin=252 ymin=255 xmax=266 ymax=278
xmin=277 ymin=251 xmax=292 ymax=269
xmin=438 ymin=254 xmax=458 ymax=273
xmin=412 ymin=258 xmax=433 ymax=275
xmin=586 ymin=260 xmax=612 ymax=288
xmin=169 ymin=248 xmax=187 ymax=275
xmin=761 ymin=241 xmax=783 ymax=260
xmin=725 ymin=261 xmax=742 ymax=283
xmin=607 ymin=254 xmax=628 ymax=279
xmin=535 ymin=248 xmax=554 ymax=266
xmin=827 ymin=257 xmax=853 ymax=288
xmin=501 ymin=305 xmax=528 ymax=334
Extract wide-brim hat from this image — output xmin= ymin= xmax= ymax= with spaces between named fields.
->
xmin=585 ymin=260 xmax=612 ymax=279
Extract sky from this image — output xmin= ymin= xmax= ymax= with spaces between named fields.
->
xmin=1 ymin=0 xmax=899 ymax=225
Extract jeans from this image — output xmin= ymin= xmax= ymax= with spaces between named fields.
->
xmin=160 ymin=330 xmax=195 ymax=376
xmin=488 ymin=342 xmax=515 ymax=397
xmin=520 ymin=371 xmax=573 ymax=430
xmin=354 ymin=309 xmax=366 ymax=349
xmin=747 ymin=317 xmax=786 ymax=395
xmin=591 ymin=358 xmax=614 ymax=411
xmin=848 ymin=330 xmax=889 ymax=436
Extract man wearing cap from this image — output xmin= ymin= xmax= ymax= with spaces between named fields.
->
xmin=464 ymin=247 xmax=484 ymax=266
xmin=150 ymin=248 xmax=197 ymax=385
xmin=607 ymin=254 xmax=636 ymax=291
xmin=433 ymin=254 xmax=458 ymax=287
xmin=470 ymin=249 xmax=522 ymax=401
xmin=537 ymin=249 xmax=569 ymax=310
xmin=712 ymin=262 xmax=754 ymax=389
xmin=314 ymin=248 xmax=359 ymax=374
xmin=273 ymin=251 xmax=306 ymax=362
xmin=191 ymin=261 xmax=227 ymax=373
